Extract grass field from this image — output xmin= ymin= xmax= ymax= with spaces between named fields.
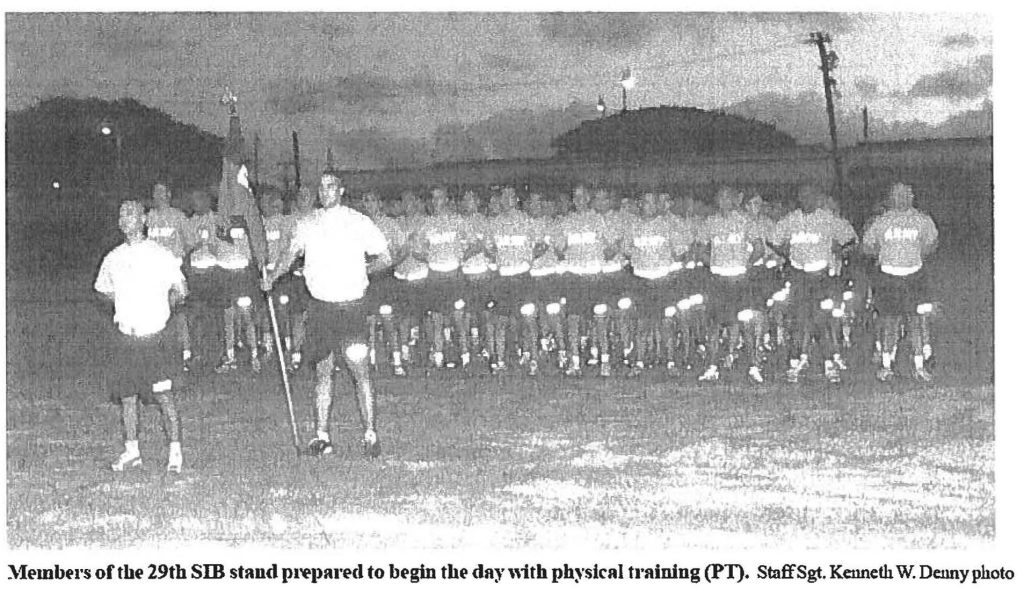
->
xmin=6 ymin=275 xmax=994 ymax=551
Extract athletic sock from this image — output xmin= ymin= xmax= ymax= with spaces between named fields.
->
xmin=882 ymin=352 xmax=893 ymax=370
xmin=913 ymin=355 xmax=925 ymax=370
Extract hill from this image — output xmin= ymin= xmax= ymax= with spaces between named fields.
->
xmin=6 ymin=97 xmax=223 ymax=202
xmin=552 ymin=105 xmax=796 ymax=161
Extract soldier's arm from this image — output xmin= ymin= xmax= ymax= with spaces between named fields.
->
xmin=366 ymin=228 xmax=394 ymax=276
xmin=265 ymin=227 xmax=303 ymax=288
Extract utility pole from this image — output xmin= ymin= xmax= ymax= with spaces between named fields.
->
xmin=252 ymin=133 xmax=261 ymax=195
xmin=862 ymin=105 xmax=869 ymax=142
xmin=805 ymin=32 xmax=843 ymax=197
xmin=291 ymin=131 xmax=302 ymax=190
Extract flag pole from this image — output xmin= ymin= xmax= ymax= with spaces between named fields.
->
xmin=220 ymin=88 xmax=302 ymax=454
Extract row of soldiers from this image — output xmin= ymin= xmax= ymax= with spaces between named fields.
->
xmin=142 ymin=178 xmax=937 ymax=385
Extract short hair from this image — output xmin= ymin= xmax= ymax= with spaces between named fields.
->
xmin=120 ymin=200 xmax=144 ymax=218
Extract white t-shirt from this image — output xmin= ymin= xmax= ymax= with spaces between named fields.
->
xmin=293 ymin=206 xmax=389 ymax=303
xmin=94 ymin=240 xmax=185 ymax=337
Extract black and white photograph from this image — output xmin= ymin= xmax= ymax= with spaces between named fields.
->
xmin=4 ymin=5 xmax=1016 ymax=579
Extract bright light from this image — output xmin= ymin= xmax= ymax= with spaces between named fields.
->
xmin=690 ymin=294 xmax=704 ymax=306
xmin=453 ymin=299 xmax=466 ymax=311
xmin=101 ymin=126 xmax=112 ymax=136
xmin=593 ymin=303 xmax=609 ymax=316
xmin=617 ymin=297 xmax=632 ymax=310
xmin=520 ymin=303 xmax=536 ymax=316
xmin=545 ymin=302 xmax=561 ymax=315
xmin=379 ymin=304 xmax=393 ymax=315
xmin=677 ymin=298 xmax=692 ymax=311
xmin=51 ymin=181 xmax=60 ymax=190
xmin=917 ymin=303 xmax=934 ymax=315
xmin=831 ymin=308 xmax=845 ymax=318
xmin=620 ymin=74 xmax=636 ymax=91
xmin=279 ymin=295 xmax=290 ymax=305
xmin=664 ymin=306 xmax=677 ymax=318
xmin=843 ymin=291 xmax=854 ymax=301
xmin=737 ymin=309 xmax=754 ymax=323
xmin=820 ymin=298 xmax=835 ymax=310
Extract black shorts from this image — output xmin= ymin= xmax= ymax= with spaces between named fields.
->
xmin=363 ymin=273 xmax=401 ymax=313
xmin=530 ymin=274 xmax=567 ymax=310
xmin=274 ymin=271 xmax=311 ymax=314
xmin=485 ymin=273 xmax=536 ymax=317
xmin=183 ymin=265 xmax=220 ymax=311
xmin=629 ymin=273 xmax=688 ymax=316
xmin=749 ymin=264 xmax=784 ymax=297
xmin=872 ymin=267 xmax=931 ymax=317
xmin=419 ymin=270 xmax=466 ymax=314
xmin=304 ymin=298 xmax=370 ymax=363
xmin=559 ymin=274 xmax=608 ymax=315
xmin=104 ymin=326 xmax=182 ymax=401
xmin=704 ymin=272 xmax=762 ymax=324
xmin=213 ymin=268 xmax=261 ymax=310
xmin=787 ymin=269 xmax=841 ymax=321
xmin=461 ymin=271 xmax=496 ymax=311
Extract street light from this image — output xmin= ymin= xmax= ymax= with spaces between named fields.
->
xmin=100 ymin=121 xmax=126 ymax=196
xmin=596 ymin=95 xmax=606 ymax=118
xmin=619 ymin=67 xmax=636 ymax=112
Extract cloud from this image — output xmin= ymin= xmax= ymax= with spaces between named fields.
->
xmin=941 ymin=32 xmax=978 ymax=48
xmin=723 ymin=91 xmax=827 ymax=145
xmin=263 ymin=73 xmax=401 ymax=115
xmin=480 ymin=52 xmax=535 ymax=74
xmin=263 ymin=70 xmax=523 ymax=116
xmin=431 ymin=102 xmax=599 ymax=161
xmin=853 ymin=78 xmax=880 ymax=98
xmin=906 ymin=54 xmax=992 ymax=99
xmin=723 ymin=91 xmax=992 ymax=145
xmin=329 ymin=128 xmax=431 ymax=170
xmin=538 ymin=13 xmax=653 ymax=50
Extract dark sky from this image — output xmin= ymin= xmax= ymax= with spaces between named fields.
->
xmin=6 ymin=12 xmax=992 ymax=170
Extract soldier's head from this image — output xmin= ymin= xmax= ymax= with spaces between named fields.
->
xmin=318 ymin=172 xmax=345 ymax=208
xmin=460 ymin=191 xmax=479 ymax=215
xmin=572 ymin=185 xmax=591 ymax=212
xmin=797 ymin=184 xmax=825 ymax=213
xmin=401 ymin=190 xmax=422 ymax=216
xmin=672 ymin=194 xmax=695 ymax=217
xmin=119 ymin=200 xmax=146 ymax=241
xmin=715 ymin=186 xmax=740 ymax=213
xmin=152 ymin=183 xmax=171 ymax=209
xmin=260 ymin=190 xmax=285 ymax=217
xmin=526 ymin=193 xmax=547 ymax=218
xmin=640 ymin=193 xmax=660 ymax=219
xmin=656 ymin=193 xmax=672 ymax=216
xmin=429 ymin=187 xmax=450 ymax=214
xmin=890 ymin=183 xmax=915 ymax=211
xmin=592 ymin=189 xmax=612 ymax=213
xmin=745 ymin=193 xmax=764 ymax=217
xmin=362 ymin=192 xmax=383 ymax=217
xmin=190 ymin=188 xmax=212 ymax=215
xmin=296 ymin=186 xmax=315 ymax=213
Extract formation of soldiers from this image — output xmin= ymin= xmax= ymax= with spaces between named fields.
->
xmin=149 ymin=178 xmax=939 ymax=386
